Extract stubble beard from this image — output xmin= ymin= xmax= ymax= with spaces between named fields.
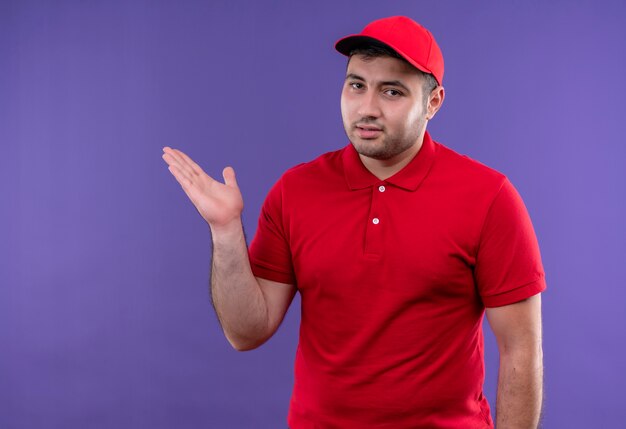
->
xmin=346 ymin=116 xmax=426 ymax=161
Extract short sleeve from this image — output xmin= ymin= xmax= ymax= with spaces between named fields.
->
xmin=248 ymin=178 xmax=296 ymax=285
xmin=475 ymin=178 xmax=546 ymax=307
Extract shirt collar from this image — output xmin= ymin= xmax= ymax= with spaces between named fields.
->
xmin=342 ymin=130 xmax=438 ymax=192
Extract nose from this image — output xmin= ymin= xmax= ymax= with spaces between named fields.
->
xmin=357 ymin=90 xmax=382 ymax=118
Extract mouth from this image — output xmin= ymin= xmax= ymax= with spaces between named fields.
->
xmin=355 ymin=124 xmax=383 ymax=139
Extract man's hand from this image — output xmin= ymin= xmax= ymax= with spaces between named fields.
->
xmin=161 ymin=147 xmax=243 ymax=230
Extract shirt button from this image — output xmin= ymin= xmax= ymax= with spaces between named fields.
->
xmin=372 ymin=218 xmax=380 ymax=225
xmin=378 ymin=185 xmax=386 ymax=192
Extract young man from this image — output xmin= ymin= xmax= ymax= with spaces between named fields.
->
xmin=162 ymin=16 xmax=545 ymax=429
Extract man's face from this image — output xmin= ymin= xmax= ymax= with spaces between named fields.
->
xmin=341 ymin=54 xmax=429 ymax=161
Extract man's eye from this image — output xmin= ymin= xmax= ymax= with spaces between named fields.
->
xmin=385 ymin=89 xmax=402 ymax=97
xmin=350 ymin=82 xmax=364 ymax=89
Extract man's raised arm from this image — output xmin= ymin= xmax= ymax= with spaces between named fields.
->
xmin=161 ymin=147 xmax=296 ymax=351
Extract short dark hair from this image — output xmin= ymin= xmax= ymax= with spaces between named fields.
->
xmin=348 ymin=44 xmax=438 ymax=106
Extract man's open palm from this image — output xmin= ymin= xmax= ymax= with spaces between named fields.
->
xmin=162 ymin=147 xmax=243 ymax=229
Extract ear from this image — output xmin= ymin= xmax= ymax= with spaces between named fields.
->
xmin=426 ymin=86 xmax=445 ymax=120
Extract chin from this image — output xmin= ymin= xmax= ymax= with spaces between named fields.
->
xmin=352 ymin=143 xmax=389 ymax=160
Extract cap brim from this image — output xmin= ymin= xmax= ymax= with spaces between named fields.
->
xmin=335 ymin=35 xmax=389 ymax=56
xmin=334 ymin=35 xmax=434 ymax=80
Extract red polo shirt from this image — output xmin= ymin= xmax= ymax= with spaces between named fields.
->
xmin=248 ymin=131 xmax=546 ymax=428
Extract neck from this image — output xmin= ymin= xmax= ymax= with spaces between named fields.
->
xmin=359 ymin=131 xmax=426 ymax=180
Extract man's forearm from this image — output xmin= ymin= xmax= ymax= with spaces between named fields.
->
xmin=495 ymin=348 xmax=543 ymax=428
xmin=209 ymin=221 xmax=269 ymax=351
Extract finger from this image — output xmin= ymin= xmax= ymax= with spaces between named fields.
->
xmin=222 ymin=166 xmax=238 ymax=188
xmin=162 ymin=149 xmax=183 ymax=168
xmin=168 ymin=165 xmax=203 ymax=204
xmin=163 ymin=152 xmax=193 ymax=183
xmin=163 ymin=148 xmax=197 ymax=179
xmin=167 ymin=164 xmax=192 ymax=191
xmin=173 ymin=149 xmax=205 ymax=176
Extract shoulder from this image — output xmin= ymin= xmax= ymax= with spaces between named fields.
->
xmin=424 ymin=139 xmax=525 ymax=226
xmin=283 ymin=146 xmax=346 ymax=176
xmin=431 ymin=140 xmax=510 ymax=200
xmin=435 ymin=141 xmax=506 ymax=185
xmin=279 ymin=146 xmax=347 ymax=188
xmin=261 ymin=146 xmax=347 ymax=207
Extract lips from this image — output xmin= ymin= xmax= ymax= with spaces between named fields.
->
xmin=356 ymin=124 xmax=382 ymax=131
xmin=355 ymin=124 xmax=383 ymax=139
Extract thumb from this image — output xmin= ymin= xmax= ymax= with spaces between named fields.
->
xmin=222 ymin=166 xmax=238 ymax=188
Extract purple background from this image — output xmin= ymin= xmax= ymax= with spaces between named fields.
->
xmin=2 ymin=1 xmax=625 ymax=427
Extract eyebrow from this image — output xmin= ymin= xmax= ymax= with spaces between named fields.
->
xmin=345 ymin=73 xmax=412 ymax=93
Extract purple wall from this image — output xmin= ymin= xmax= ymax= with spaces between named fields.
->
xmin=2 ymin=1 xmax=625 ymax=427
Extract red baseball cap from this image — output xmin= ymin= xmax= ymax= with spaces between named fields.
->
xmin=335 ymin=16 xmax=444 ymax=86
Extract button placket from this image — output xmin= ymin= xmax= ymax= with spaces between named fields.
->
xmin=364 ymin=184 xmax=385 ymax=257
